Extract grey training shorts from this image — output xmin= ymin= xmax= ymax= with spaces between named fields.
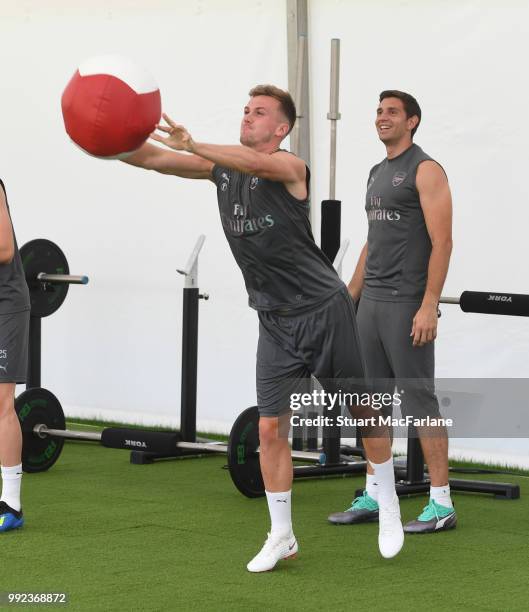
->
xmin=256 ymin=287 xmax=366 ymax=417
xmin=0 ymin=310 xmax=30 ymax=384
xmin=356 ymin=296 xmax=440 ymax=419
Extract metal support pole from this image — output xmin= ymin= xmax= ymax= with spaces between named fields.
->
xmin=291 ymin=34 xmax=306 ymax=156
xmin=287 ymin=0 xmax=311 ymax=164
xmin=177 ymin=236 xmax=208 ymax=442
xmin=333 ymin=239 xmax=350 ymax=279
xmin=321 ymin=42 xmax=343 ymax=464
xmin=328 ymin=39 xmax=341 ymax=200
xmin=321 ymin=39 xmax=342 ymax=264
xmin=180 ymin=288 xmax=199 ymax=442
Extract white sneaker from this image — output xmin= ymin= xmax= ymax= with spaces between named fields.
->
xmin=378 ymin=494 xmax=404 ymax=559
xmin=246 ymin=531 xmax=298 ymax=573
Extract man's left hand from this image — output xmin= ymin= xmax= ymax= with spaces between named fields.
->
xmin=410 ymin=304 xmax=438 ymax=347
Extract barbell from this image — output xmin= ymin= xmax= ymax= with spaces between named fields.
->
xmin=20 ymin=238 xmax=89 ymax=317
xmin=215 ymin=288 xmax=529 ymax=496
xmin=15 ymin=388 xmax=326 ymax=497
xmin=16 ymin=287 xmax=529 ymax=498
xmin=439 ymin=290 xmax=529 ymax=317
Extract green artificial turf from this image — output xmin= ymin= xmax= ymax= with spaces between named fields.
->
xmin=2 ymin=441 xmax=529 ymax=612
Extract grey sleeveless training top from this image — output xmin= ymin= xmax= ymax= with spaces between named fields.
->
xmin=0 ymin=180 xmax=30 ymax=314
xmin=363 ymin=144 xmax=440 ymax=302
xmin=212 ymin=164 xmax=343 ymax=311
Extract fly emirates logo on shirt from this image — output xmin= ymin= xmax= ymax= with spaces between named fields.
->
xmin=367 ymin=195 xmax=401 ymax=222
xmin=219 ymin=174 xmax=276 ymax=236
xmin=221 ymin=213 xmax=275 ymax=235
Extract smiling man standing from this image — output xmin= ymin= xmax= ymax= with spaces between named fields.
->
xmin=328 ymin=90 xmax=456 ymax=534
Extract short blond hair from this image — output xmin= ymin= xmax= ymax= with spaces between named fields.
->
xmin=248 ymin=84 xmax=297 ymax=134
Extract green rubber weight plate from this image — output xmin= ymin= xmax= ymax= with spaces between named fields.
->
xmin=20 ymin=239 xmax=70 ymax=317
xmin=15 ymin=387 xmax=66 ymax=473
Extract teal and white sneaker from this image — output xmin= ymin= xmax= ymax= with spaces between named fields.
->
xmin=404 ymin=498 xmax=457 ymax=534
xmin=328 ymin=491 xmax=379 ymax=525
xmin=0 ymin=502 xmax=24 ymax=533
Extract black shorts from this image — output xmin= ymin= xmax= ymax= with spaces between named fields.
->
xmin=0 ymin=310 xmax=30 ymax=384
xmin=256 ymin=287 xmax=366 ymax=417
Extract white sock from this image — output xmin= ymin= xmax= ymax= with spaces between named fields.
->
xmin=366 ymin=473 xmax=379 ymax=502
xmin=1 ymin=464 xmax=23 ymax=512
xmin=368 ymin=457 xmax=396 ymax=506
xmin=430 ymin=484 xmax=453 ymax=509
xmin=265 ymin=490 xmax=292 ymax=536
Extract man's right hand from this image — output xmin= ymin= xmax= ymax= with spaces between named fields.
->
xmin=347 ymin=242 xmax=367 ymax=306
xmin=347 ymin=283 xmax=361 ymax=303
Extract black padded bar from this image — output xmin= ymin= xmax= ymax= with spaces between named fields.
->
xmin=101 ymin=428 xmax=180 ymax=455
xmin=459 ymin=291 xmax=529 ymax=317
xmin=448 ymin=478 xmax=520 ymax=499
xmin=321 ymin=199 xmax=341 ymax=263
xmin=293 ymin=461 xmax=366 ymax=479
xmin=181 ymin=287 xmax=199 ymax=442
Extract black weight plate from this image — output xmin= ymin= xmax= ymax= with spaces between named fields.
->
xmin=15 ymin=387 xmax=66 ymax=473
xmin=227 ymin=405 xmax=264 ymax=498
xmin=19 ymin=239 xmax=70 ymax=318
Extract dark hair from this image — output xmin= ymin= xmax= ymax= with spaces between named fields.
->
xmin=249 ymin=84 xmax=297 ymax=134
xmin=379 ymin=90 xmax=421 ymax=137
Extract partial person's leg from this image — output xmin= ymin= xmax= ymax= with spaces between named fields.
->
xmin=0 ymin=383 xmax=21 ymax=468
xmin=308 ymin=289 xmax=403 ymax=558
xmin=405 ymin=421 xmax=455 ymax=532
xmin=247 ymin=315 xmax=305 ymax=572
xmin=379 ymin=300 xmax=455 ymax=532
xmin=416 ymin=427 xmax=449 ymax=489
xmin=259 ymin=413 xmax=294 ymax=535
xmin=351 ymin=412 xmax=403 ymax=558
xmin=0 ymin=382 xmax=25 ymax=531
xmin=356 ymin=297 xmax=395 ymax=495
xmin=328 ymin=296 xmax=394 ymax=525
xmin=0 ymin=310 xmax=29 ymax=532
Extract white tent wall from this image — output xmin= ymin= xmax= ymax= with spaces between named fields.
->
xmin=0 ymin=1 xmax=527 ymax=465
xmin=0 ymin=0 xmax=287 ymax=429
xmin=309 ymin=0 xmax=529 ymax=466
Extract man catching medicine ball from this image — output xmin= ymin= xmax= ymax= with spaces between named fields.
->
xmin=121 ymin=85 xmax=404 ymax=569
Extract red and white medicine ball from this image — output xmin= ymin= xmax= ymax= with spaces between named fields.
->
xmin=61 ymin=55 xmax=161 ymax=159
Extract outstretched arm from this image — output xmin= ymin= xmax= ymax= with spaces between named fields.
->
xmin=151 ymin=114 xmax=306 ymax=196
xmin=123 ymin=142 xmax=213 ymax=180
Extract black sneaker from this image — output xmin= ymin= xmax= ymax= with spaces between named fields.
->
xmin=404 ymin=499 xmax=457 ymax=534
xmin=0 ymin=501 xmax=24 ymax=532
